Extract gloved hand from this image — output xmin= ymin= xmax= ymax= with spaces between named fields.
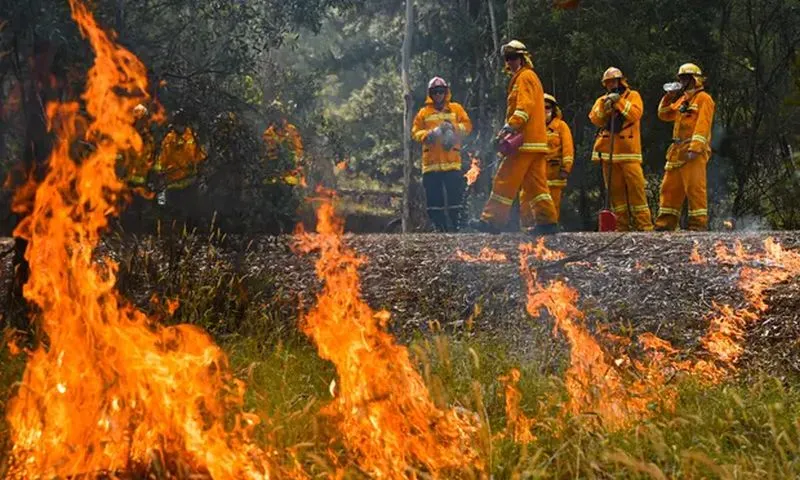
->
xmin=559 ymin=168 xmax=570 ymax=179
xmin=440 ymin=120 xmax=454 ymax=133
xmin=497 ymin=123 xmax=515 ymax=138
xmin=441 ymin=130 xmax=457 ymax=151
xmin=687 ymin=151 xmax=699 ymax=161
xmin=425 ymin=127 xmax=442 ymax=144
xmin=607 ymin=92 xmax=621 ymax=104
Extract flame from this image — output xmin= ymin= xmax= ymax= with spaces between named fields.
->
xmin=5 ymin=2 xmax=271 ymax=478
xmin=498 ymin=368 xmax=535 ymax=443
xmin=690 ymin=241 xmax=706 ymax=264
xmin=295 ymin=198 xmax=482 ymax=477
xmin=521 ymin=238 xmax=566 ymax=261
xmin=520 ymin=244 xmax=677 ymax=430
xmin=455 ymin=246 xmax=509 ymax=263
xmin=697 ymin=238 xmax=800 ymax=381
xmin=335 ymin=160 xmax=348 ymax=172
xmin=464 ymin=156 xmax=481 ymax=186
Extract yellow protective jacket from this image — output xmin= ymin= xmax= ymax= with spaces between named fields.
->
xmin=154 ymin=127 xmax=206 ymax=189
xmin=589 ymin=88 xmax=644 ymax=163
xmin=411 ymin=91 xmax=472 ymax=173
xmin=545 ymin=113 xmax=575 ymax=187
xmin=657 ymin=88 xmax=715 ymax=170
xmin=263 ymin=122 xmax=304 ymax=162
xmin=124 ymin=120 xmax=155 ymax=186
xmin=506 ymin=66 xmax=548 ymax=153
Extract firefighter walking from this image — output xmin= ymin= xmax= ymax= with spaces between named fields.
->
xmin=472 ymin=40 xmax=558 ymax=235
xmin=411 ymin=76 xmax=473 ymax=231
xmin=588 ymin=67 xmax=653 ymax=231
xmin=655 ymin=63 xmax=716 ymax=231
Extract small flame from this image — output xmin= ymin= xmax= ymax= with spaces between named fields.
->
xmin=464 ymin=156 xmax=481 ymax=186
xmin=690 ymin=241 xmax=706 ymax=264
xmin=498 ymin=368 xmax=535 ymax=443
xmin=295 ymin=197 xmax=482 ymax=477
xmin=455 ymin=246 xmax=509 ymax=263
xmin=521 ymin=238 xmax=566 ymax=261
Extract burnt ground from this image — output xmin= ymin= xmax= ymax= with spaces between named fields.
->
xmin=2 ymin=231 xmax=799 ymax=380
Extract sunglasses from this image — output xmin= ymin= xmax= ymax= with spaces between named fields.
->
xmin=430 ymin=88 xmax=447 ymax=95
xmin=504 ymin=54 xmax=522 ymax=62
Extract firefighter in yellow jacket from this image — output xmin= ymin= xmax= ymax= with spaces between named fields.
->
xmin=411 ymin=76 xmax=473 ymax=231
xmin=120 ymin=103 xmax=155 ymax=191
xmin=153 ymin=110 xmax=206 ymax=205
xmin=589 ymin=67 xmax=653 ymax=231
xmin=542 ymin=93 xmax=573 ymax=222
xmin=263 ymin=118 xmax=304 ymax=186
xmin=655 ymin=63 xmax=715 ymax=231
xmin=472 ymin=40 xmax=558 ymax=235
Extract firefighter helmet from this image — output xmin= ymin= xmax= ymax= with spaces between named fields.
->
xmin=133 ymin=104 xmax=148 ymax=119
xmin=427 ymin=76 xmax=448 ymax=90
xmin=544 ymin=93 xmax=558 ymax=105
xmin=500 ymin=40 xmax=528 ymax=56
xmin=601 ymin=67 xmax=625 ymax=84
xmin=677 ymin=62 xmax=704 ymax=86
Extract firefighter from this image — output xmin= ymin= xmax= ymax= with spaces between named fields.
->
xmin=655 ymin=63 xmax=716 ymax=231
xmin=262 ymin=104 xmax=304 ymax=187
xmin=153 ymin=109 xmax=206 ymax=205
xmin=588 ymin=67 xmax=653 ymax=231
xmin=411 ymin=76 xmax=473 ymax=232
xmin=123 ymin=103 xmax=155 ymax=190
xmin=471 ymin=40 xmax=558 ymax=235
xmin=541 ymin=93 xmax=573 ymax=222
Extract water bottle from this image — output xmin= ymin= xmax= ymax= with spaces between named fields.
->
xmin=663 ymin=81 xmax=682 ymax=93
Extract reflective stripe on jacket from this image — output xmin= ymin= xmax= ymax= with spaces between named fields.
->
xmin=589 ymin=89 xmax=644 ymax=163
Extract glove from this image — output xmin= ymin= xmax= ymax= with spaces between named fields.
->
xmin=425 ymin=126 xmax=443 ymax=144
xmin=441 ymin=130 xmax=457 ymax=151
xmin=440 ymin=120 xmax=454 ymax=133
xmin=497 ymin=123 xmax=516 ymax=138
xmin=607 ymin=93 xmax=621 ymax=104
xmin=559 ymin=168 xmax=570 ymax=179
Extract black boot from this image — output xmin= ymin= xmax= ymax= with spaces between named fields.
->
xmin=468 ymin=219 xmax=501 ymax=234
xmin=526 ymin=223 xmax=560 ymax=236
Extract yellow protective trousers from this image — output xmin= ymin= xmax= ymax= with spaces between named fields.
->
xmin=602 ymin=161 xmax=653 ymax=232
xmin=655 ymin=155 xmax=708 ymax=231
xmin=482 ymin=151 xmax=557 ymax=229
xmin=546 ymin=160 xmax=566 ymax=222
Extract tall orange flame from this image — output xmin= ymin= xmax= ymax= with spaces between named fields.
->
xmin=498 ymin=368 xmax=535 ymax=443
xmin=5 ymin=2 xmax=271 ymax=478
xmin=295 ymin=199 xmax=482 ymax=478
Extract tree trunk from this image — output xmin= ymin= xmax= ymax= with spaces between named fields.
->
xmin=401 ymin=0 xmax=414 ymax=233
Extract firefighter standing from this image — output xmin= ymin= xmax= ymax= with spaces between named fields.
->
xmin=655 ymin=63 xmax=715 ymax=231
xmin=541 ymin=93 xmax=573 ymax=222
xmin=588 ymin=67 xmax=653 ymax=231
xmin=411 ymin=76 xmax=473 ymax=231
xmin=472 ymin=40 xmax=558 ymax=235
xmin=153 ymin=110 xmax=206 ymax=206
xmin=263 ymin=115 xmax=304 ymax=187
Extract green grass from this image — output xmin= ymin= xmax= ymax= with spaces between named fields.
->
xmin=2 ymin=329 xmax=800 ymax=478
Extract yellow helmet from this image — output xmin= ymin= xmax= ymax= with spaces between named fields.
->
xmin=501 ymin=40 xmax=528 ymax=56
xmin=677 ymin=62 xmax=704 ymax=86
xmin=601 ymin=67 xmax=625 ymax=84
xmin=544 ymin=93 xmax=557 ymax=105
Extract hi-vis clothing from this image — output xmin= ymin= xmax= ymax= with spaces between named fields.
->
xmin=154 ymin=127 xmax=206 ymax=190
xmin=411 ymin=90 xmax=472 ymax=173
xmin=481 ymin=65 xmax=556 ymax=228
xmin=588 ymin=88 xmax=653 ymax=231
xmin=655 ymin=88 xmax=716 ymax=230
xmin=588 ymin=89 xmax=644 ymax=163
xmin=544 ymin=113 xmax=574 ymax=221
xmin=263 ymin=122 xmax=304 ymax=185
xmin=124 ymin=120 xmax=155 ymax=187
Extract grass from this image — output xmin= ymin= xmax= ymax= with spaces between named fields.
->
xmin=2 ymin=226 xmax=800 ymax=478
xmin=3 ymin=321 xmax=800 ymax=477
